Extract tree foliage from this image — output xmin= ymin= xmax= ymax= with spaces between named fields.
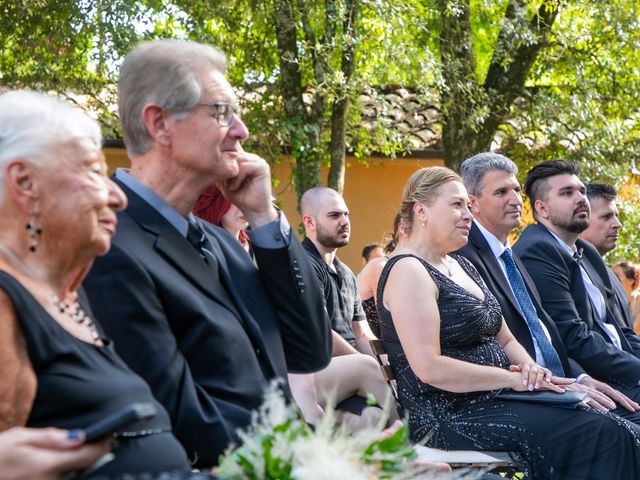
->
xmin=1 ymin=0 xmax=639 ymax=254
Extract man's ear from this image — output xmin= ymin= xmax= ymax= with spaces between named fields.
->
xmin=141 ymin=104 xmax=172 ymax=146
xmin=302 ymin=214 xmax=315 ymax=231
xmin=533 ymin=199 xmax=548 ymax=220
xmin=468 ymin=194 xmax=481 ymax=216
xmin=3 ymin=160 xmax=39 ymax=214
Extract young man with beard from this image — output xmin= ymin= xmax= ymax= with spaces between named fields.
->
xmin=513 ymin=160 xmax=640 ymax=402
xmin=301 ymin=187 xmax=377 ymax=357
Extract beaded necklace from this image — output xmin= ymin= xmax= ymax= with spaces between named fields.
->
xmin=0 ymin=243 xmax=102 ymax=344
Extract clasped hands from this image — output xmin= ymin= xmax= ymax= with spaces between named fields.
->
xmin=509 ymin=362 xmax=640 ymax=413
xmin=509 ymin=362 xmax=573 ymax=392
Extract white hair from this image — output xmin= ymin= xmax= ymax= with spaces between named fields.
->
xmin=118 ymin=39 xmax=227 ymax=157
xmin=0 ymin=90 xmax=101 ymax=199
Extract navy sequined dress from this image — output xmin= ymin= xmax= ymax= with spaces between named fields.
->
xmin=377 ymin=253 xmax=640 ymax=479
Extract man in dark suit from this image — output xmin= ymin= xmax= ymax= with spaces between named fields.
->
xmin=514 ymin=159 xmax=640 ymax=403
xmin=580 ymin=183 xmax=634 ymax=328
xmin=457 ymin=153 xmax=639 ymax=414
xmin=82 ymin=39 xmax=331 ymax=467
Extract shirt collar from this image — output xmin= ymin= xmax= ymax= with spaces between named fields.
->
xmin=547 ymin=228 xmax=577 ymax=256
xmin=302 ymin=237 xmax=342 ymax=271
xmin=474 ymin=220 xmax=511 ymax=259
xmin=115 ymin=168 xmax=190 ymax=237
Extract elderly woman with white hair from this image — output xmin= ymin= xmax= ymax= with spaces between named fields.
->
xmin=0 ymin=90 xmax=193 ymax=477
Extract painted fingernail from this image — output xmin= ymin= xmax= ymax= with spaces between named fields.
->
xmin=523 ymin=380 xmax=528 ymax=385
xmin=67 ymin=430 xmax=83 ymax=440
xmin=528 ymin=385 xmax=534 ymax=391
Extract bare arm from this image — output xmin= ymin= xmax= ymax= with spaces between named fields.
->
xmin=356 ymin=257 xmax=386 ymax=303
xmin=353 ymin=320 xmax=376 ymax=357
xmin=332 ymin=330 xmax=360 ymax=356
xmin=0 ymin=291 xmax=37 ymax=431
xmin=383 ymin=257 xmax=544 ymax=393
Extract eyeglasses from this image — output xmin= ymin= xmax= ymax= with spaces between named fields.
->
xmin=196 ymin=102 xmax=241 ymax=127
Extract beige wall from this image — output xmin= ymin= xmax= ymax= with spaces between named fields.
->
xmin=103 ymin=148 xmax=443 ymax=272
xmin=104 ymin=147 xmax=130 ymax=172
xmin=271 ymin=157 xmax=443 ymax=272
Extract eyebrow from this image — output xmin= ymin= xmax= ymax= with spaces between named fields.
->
xmin=558 ymin=185 xmax=583 ymax=193
xmin=493 ymin=184 xmax=520 ymax=194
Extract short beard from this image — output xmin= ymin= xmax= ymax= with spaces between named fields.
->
xmin=316 ymin=228 xmax=349 ymax=249
xmin=566 ymin=219 xmax=589 ymax=234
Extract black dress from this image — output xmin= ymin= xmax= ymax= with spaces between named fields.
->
xmin=362 ymin=297 xmax=381 ymax=338
xmin=0 ymin=271 xmax=190 ymax=478
xmin=377 ymin=254 xmax=640 ymax=480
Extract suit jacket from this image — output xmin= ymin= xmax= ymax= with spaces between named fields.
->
xmin=83 ymin=180 xmax=331 ymax=467
xmin=456 ymin=223 xmax=581 ymax=377
xmin=608 ymin=267 xmax=634 ymax=329
xmin=514 ymin=223 xmax=640 ymax=387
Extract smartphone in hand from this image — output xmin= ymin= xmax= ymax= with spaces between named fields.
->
xmin=83 ymin=403 xmax=157 ymax=442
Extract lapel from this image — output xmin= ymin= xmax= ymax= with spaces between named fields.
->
xmin=196 ymin=219 xmax=280 ymax=376
xmin=577 ymin=240 xmax=622 ymax=316
xmin=578 ymin=249 xmax=610 ymax=299
xmin=576 ymin=240 xmax=633 ymax=351
xmin=469 ymin=224 xmax=525 ymax=318
xmin=116 ymin=178 xmax=240 ymax=311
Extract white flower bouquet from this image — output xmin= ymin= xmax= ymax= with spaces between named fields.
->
xmin=217 ymin=383 xmax=475 ymax=480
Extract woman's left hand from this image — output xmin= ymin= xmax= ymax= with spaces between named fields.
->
xmin=509 ymin=362 xmax=551 ymax=391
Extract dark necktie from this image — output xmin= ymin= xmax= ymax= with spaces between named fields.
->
xmin=501 ymin=248 xmax=565 ymax=376
xmin=186 ymin=218 xmax=241 ymax=308
xmin=187 ymin=218 xmax=215 ymax=267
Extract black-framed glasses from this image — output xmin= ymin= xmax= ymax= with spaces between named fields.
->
xmin=196 ymin=102 xmax=241 ymax=127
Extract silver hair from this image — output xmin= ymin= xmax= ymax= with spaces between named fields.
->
xmin=118 ymin=39 xmax=227 ymax=157
xmin=0 ymin=90 xmax=101 ymax=200
xmin=460 ymin=152 xmax=518 ymax=196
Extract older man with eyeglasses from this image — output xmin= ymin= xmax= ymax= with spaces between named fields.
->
xmin=83 ymin=39 xmax=331 ymax=468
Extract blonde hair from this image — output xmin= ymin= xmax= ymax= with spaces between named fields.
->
xmin=400 ymin=166 xmax=461 ymax=233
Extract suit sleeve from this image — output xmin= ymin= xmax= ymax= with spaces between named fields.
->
xmin=251 ymin=237 xmax=332 ymax=374
xmin=517 ymin=241 xmax=640 ymax=387
xmin=83 ymin=244 xmax=234 ymax=467
xmin=619 ymin=322 xmax=640 ymax=356
xmin=567 ymin=357 xmax=586 ymax=378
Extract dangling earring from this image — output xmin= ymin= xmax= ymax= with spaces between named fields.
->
xmin=25 ymin=214 xmax=42 ymax=252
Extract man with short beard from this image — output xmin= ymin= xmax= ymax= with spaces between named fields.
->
xmin=514 ymin=160 xmax=640 ymax=401
xmin=301 ymin=187 xmax=377 ymax=356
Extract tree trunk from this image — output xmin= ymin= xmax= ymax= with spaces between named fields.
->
xmin=438 ymin=0 xmax=561 ymax=171
xmin=327 ymin=0 xmax=358 ymax=194
xmin=437 ymin=0 xmax=486 ymax=172
xmin=273 ymin=0 xmax=322 ymax=207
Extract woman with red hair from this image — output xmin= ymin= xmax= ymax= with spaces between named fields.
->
xmin=193 ymin=185 xmax=251 ymax=253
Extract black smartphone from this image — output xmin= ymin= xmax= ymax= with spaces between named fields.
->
xmin=83 ymin=402 xmax=157 ymax=442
